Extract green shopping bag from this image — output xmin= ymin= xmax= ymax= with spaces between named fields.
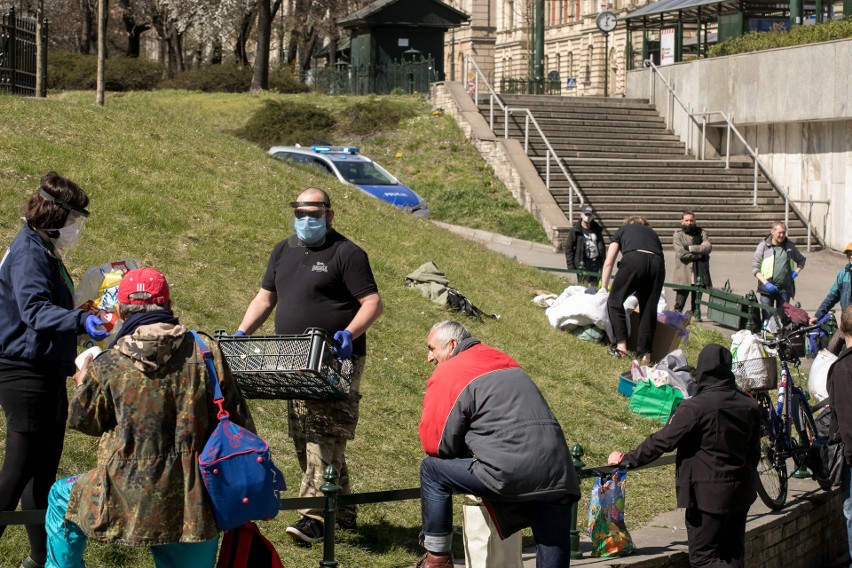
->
xmin=627 ymin=380 xmax=683 ymax=423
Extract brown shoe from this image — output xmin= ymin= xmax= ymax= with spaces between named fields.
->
xmin=416 ymin=551 xmax=454 ymax=568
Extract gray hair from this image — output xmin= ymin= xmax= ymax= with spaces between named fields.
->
xmin=430 ymin=320 xmax=471 ymax=347
xmin=117 ymin=301 xmax=170 ymax=316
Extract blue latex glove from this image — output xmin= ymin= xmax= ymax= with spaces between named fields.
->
xmin=333 ymin=330 xmax=353 ymax=360
xmin=233 ymin=330 xmax=245 ymax=336
xmin=84 ymin=315 xmax=110 ymax=342
xmin=791 ymin=270 xmax=799 ymax=280
xmin=764 ymin=282 xmax=778 ymax=294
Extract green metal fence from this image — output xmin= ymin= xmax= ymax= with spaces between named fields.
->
xmin=308 ymin=57 xmax=439 ymax=96
xmin=499 ymin=76 xmax=562 ymax=95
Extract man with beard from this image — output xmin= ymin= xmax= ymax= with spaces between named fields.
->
xmin=672 ymin=211 xmax=712 ymax=316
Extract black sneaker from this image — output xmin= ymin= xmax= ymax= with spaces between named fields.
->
xmin=286 ymin=516 xmax=324 ymax=545
xmin=336 ymin=517 xmax=357 ymax=532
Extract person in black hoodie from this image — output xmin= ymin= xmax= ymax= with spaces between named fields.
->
xmin=608 ymin=344 xmax=761 ymax=567
xmin=565 ymin=205 xmax=605 ymax=286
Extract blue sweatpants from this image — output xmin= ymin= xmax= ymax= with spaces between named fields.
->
xmin=46 ymin=475 xmax=219 ymax=568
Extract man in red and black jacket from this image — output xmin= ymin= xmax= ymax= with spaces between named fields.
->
xmin=416 ymin=321 xmax=580 ymax=568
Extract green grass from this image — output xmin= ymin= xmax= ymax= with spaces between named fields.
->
xmin=0 ymin=90 xmax=725 ymax=567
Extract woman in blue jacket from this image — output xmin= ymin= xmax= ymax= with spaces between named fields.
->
xmin=0 ymin=173 xmax=109 ymax=568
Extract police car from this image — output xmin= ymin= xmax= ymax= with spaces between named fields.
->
xmin=269 ymin=145 xmax=429 ymax=217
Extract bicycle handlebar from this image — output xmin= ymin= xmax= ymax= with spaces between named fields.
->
xmin=754 ymin=322 xmax=824 ymax=350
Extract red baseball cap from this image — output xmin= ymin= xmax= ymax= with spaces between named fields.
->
xmin=117 ymin=268 xmax=170 ymax=305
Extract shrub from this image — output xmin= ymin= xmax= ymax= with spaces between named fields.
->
xmin=47 ymin=51 xmax=164 ymax=91
xmin=336 ymin=96 xmax=418 ymax=136
xmin=709 ymin=17 xmax=852 ymax=57
xmin=234 ymin=100 xmax=337 ymax=148
xmin=268 ymin=67 xmax=310 ymax=94
xmin=47 ymin=51 xmax=96 ymax=90
xmin=158 ymin=64 xmax=253 ymax=92
xmin=104 ymin=57 xmax=163 ymax=91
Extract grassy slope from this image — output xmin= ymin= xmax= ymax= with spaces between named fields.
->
xmin=0 ymin=91 xmax=725 ymax=567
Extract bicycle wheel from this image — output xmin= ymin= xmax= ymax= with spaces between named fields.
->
xmin=753 ymin=392 xmax=788 ymax=510
xmin=791 ymin=391 xmax=819 ymax=470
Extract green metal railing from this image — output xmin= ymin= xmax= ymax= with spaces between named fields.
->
xmin=307 ymin=57 xmax=438 ymax=96
xmin=499 ymin=76 xmax=562 ymax=95
xmin=0 ymin=446 xmax=680 ymax=566
xmin=541 ymin=266 xmax=775 ymax=330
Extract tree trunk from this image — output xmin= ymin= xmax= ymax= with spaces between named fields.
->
xmin=96 ymin=0 xmax=107 ymax=107
xmin=119 ymin=0 xmax=149 ymax=57
xmin=210 ymin=39 xmax=223 ymax=65
xmin=79 ymin=0 xmax=95 ymax=54
xmin=234 ymin=5 xmax=257 ymax=67
xmin=251 ymin=0 xmax=272 ymax=91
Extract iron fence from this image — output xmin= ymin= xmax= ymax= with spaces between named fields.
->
xmin=308 ymin=57 xmax=439 ymax=96
xmin=0 ymin=6 xmax=42 ymax=96
xmin=499 ymin=76 xmax=562 ymax=95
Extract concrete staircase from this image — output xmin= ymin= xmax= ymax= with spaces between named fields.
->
xmin=478 ymin=94 xmax=816 ymax=250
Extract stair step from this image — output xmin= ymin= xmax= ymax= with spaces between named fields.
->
xmin=472 ymin=94 xmax=817 ymax=249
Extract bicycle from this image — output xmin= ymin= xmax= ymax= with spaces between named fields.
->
xmin=732 ymin=322 xmax=825 ymax=510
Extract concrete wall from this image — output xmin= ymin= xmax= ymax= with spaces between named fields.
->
xmin=430 ymin=81 xmax=571 ymax=249
xmin=625 ymin=39 xmax=852 ymax=252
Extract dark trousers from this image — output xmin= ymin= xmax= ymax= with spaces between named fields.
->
xmin=684 ymin=507 xmax=747 ymax=567
xmin=420 ymin=456 xmax=572 ymax=567
xmin=674 ymin=289 xmax=698 ymax=314
xmin=607 ymin=252 xmax=666 ymax=355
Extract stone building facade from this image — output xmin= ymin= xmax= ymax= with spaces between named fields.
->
xmin=443 ymin=0 xmax=650 ymax=96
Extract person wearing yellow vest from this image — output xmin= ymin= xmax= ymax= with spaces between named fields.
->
xmin=752 ymin=221 xmax=806 ymax=323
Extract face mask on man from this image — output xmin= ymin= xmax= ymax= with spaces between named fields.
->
xmin=294 ymin=217 xmax=327 ymax=246
xmin=582 ymin=215 xmax=591 ymax=223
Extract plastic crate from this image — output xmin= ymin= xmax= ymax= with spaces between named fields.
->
xmin=214 ymin=328 xmax=355 ymax=400
xmin=617 ymin=373 xmax=637 ymax=397
xmin=732 ymin=357 xmax=778 ymax=391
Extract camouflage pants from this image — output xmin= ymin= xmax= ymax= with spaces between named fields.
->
xmin=289 ymin=357 xmax=365 ymax=522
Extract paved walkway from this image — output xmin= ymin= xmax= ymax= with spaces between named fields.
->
xmin=429 ymin=222 xmax=848 ymax=567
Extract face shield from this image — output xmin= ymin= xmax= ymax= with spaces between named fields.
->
xmin=37 ymin=188 xmax=90 ymax=260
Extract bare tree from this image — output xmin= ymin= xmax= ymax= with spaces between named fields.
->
xmin=118 ymin=0 xmax=151 ymax=57
xmin=79 ymin=0 xmax=97 ymax=54
xmin=250 ymin=0 xmax=282 ymax=91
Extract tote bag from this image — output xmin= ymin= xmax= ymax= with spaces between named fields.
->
xmin=587 ymin=470 xmax=635 ymax=558
xmin=627 ymin=380 xmax=683 ymax=423
xmin=462 ymin=497 xmax=523 ymax=568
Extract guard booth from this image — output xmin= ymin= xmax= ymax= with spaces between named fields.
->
xmin=336 ymin=0 xmax=469 ymax=95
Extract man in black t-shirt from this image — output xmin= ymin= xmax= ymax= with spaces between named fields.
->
xmin=236 ymin=187 xmax=383 ymax=545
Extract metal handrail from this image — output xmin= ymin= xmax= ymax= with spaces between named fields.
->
xmin=645 ymin=60 xmax=826 ymax=250
xmin=465 ymin=54 xmax=585 ymax=221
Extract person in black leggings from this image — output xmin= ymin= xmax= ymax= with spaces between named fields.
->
xmin=0 ymin=173 xmax=109 ymax=568
xmin=600 ymin=215 xmax=666 ymax=364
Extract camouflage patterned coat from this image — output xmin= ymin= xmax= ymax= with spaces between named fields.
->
xmin=65 ymin=323 xmax=255 ymax=546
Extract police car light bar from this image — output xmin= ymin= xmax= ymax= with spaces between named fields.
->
xmin=311 ymin=145 xmax=360 ymax=155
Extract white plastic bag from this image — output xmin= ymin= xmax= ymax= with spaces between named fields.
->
xmin=462 ymin=497 xmax=522 ymax=568
xmin=809 ymin=349 xmax=837 ymax=403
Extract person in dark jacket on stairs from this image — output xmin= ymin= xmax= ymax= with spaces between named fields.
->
xmin=565 ymin=205 xmax=605 ymax=286
xmin=608 ymin=344 xmax=761 ymax=568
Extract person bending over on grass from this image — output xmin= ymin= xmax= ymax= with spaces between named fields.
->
xmin=608 ymin=344 xmax=761 ymax=568
xmin=416 ymin=320 xmax=579 ymax=568
xmin=600 ymin=215 xmax=665 ymax=364
xmin=45 ymin=268 xmax=254 ymax=568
